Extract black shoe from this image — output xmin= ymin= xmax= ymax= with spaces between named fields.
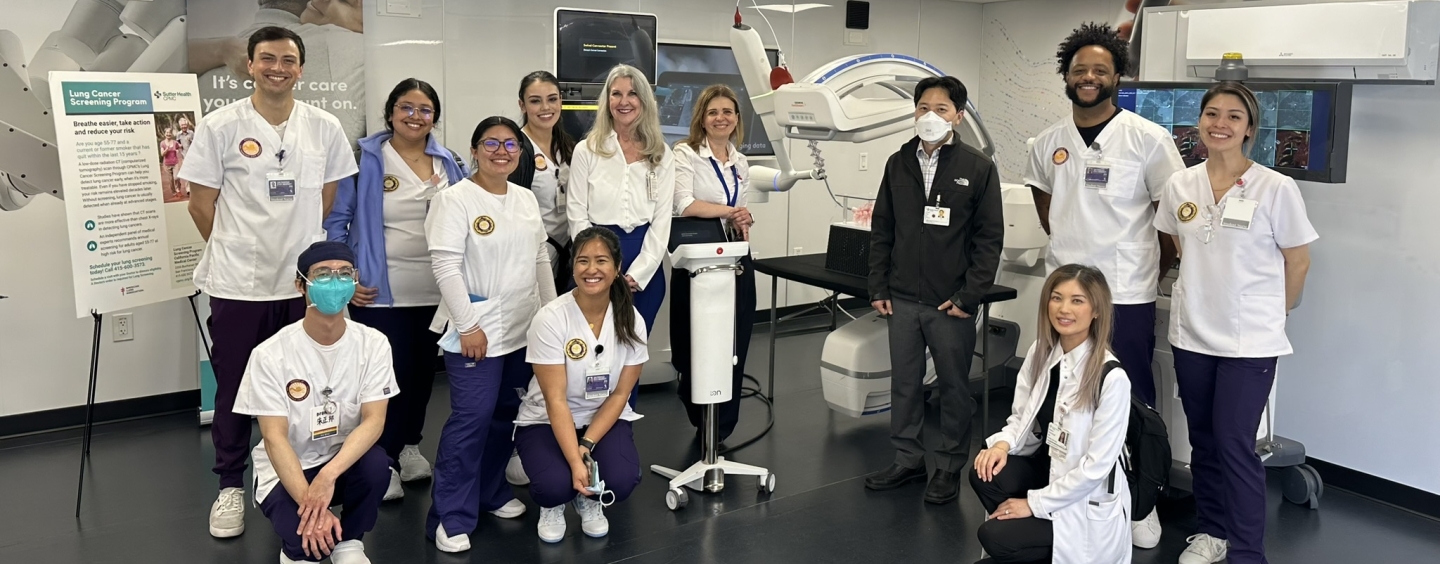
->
xmin=864 ymin=464 xmax=927 ymax=491
xmin=923 ymin=470 xmax=961 ymax=504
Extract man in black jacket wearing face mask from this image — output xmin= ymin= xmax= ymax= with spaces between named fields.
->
xmin=864 ymin=76 xmax=1004 ymax=504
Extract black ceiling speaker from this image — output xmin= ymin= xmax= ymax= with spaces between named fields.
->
xmin=846 ymin=1 xmax=870 ymax=30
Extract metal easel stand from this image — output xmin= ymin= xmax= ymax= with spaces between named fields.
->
xmin=74 ymin=310 xmax=102 ymax=518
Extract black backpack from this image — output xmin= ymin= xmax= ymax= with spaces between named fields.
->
xmin=1100 ymin=360 xmax=1171 ymax=518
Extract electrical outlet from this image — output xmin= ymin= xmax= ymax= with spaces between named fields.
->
xmin=859 ymin=152 xmax=868 ymax=171
xmin=793 ymin=246 xmax=803 ymax=256
xmin=114 ymin=313 xmax=134 ymax=342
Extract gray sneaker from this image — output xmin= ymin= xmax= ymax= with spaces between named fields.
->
xmin=1179 ymin=533 xmax=1229 ymax=564
xmin=209 ymin=487 xmax=246 ymax=538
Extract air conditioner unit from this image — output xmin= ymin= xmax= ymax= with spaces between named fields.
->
xmin=1139 ymin=0 xmax=1440 ymax=83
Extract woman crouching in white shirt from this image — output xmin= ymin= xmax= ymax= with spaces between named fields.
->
xmin=513 ymin=227 xmax=648 ymax=543
xmin=970 ymin=264 xmax=1133 ymax=564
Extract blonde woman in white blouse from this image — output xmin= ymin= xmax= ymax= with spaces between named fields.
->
xmin=566 ymin=64 xmax=674 ymax=347
xmin=669 ymin=84 xmax=756 ymax=444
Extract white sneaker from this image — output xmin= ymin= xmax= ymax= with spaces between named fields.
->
xmin=537 ymin=505 xmax=567 ymax=543
xmin=572 ymin=495 xmax=609 ymax=538
xmin=398 ymin=445 xmax=432 ymax=481
xmin=505 ymin=451 xmax=529 ymax=486
xmin=1179 ymin=533 xmax=1229 ymax=564
xmin=1132 ymin=508 xmax=1162 ymax=549
xmin=209 ymin=487 xmax=246 ymax=538
xmin=434 ymin=524 xmax=471 ymax=553
xmin=278 ymin=551 xmax=299 ymax=564
xmin=489 ymin=498 xmax=526 ymax=519
xmin=330 ymin=539 xmax=371 ymax=564
xmin=383 ymin=468 xmax=404 ymax=501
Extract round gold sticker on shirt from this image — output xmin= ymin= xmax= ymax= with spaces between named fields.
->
xmin=382 ymin=174 xmax=400 ymax=192
xmin=565 ymin=338 xmax=588 ymax=360
xmin=1052 ymin=147 xmax=1069 ymax=166
xmin=1178 ymin=202 xmax=1198 ymax=223
xmin=473 ymin=215 xmax=495 ymax=235
xmin=286 ymin=379 xmax=310 ymax=402
xmin=535 ymin=154 xmax=549 ymax=171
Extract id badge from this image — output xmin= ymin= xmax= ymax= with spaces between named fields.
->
xmin=584 ymin=360 xmax=611 ymax=400
xmin=311 ymin=403 xmax=339 ymax=440
xmin=923 ymin=206 xmax=951 ymax=227
xmin=1221 ymin=198 xmax=1259 ymax=230
xmin=1045 ymin=421 xmax=1069 ymax=459
xmin=267 ymin=172 xmax=296 ymax=202
xmin=646 ymin=170 xmax=658 ymax=201
xmin=1084 ymin=161 xmax=1111 ymax=190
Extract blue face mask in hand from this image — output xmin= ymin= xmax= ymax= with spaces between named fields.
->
xmin=299 ymin=269 xmax=356 ymax=315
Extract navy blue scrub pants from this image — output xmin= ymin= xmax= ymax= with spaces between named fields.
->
xmin=1173 ymin=347 xmax=1277 ymax=564
xmin=426 ymin=348 xmax=531 ymax=539
xmin=208 ymin=296 xmax=306 ymax=489
xmin=347 ymin=305 xmax=439 ymax=470
xmin=513 ymin=420 xmax=641 ymax=508
xmin=1112 ymin=302 xmax=1158 ymax=407
xmin=598 ymin=223 xmax=664 ymax=409
xmin=258 ymin=445 xmax=389 ymax=562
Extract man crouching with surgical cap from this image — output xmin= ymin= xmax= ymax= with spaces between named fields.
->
xmin=232 ymin=241 xmax=398 ymax=563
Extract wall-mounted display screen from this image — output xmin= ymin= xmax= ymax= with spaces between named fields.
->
xmin=554 ymin=9 xmax=657 ymax=85
xmin=655 ymin=42 xmax=780 ymax=156
xmin=1116 ymin=81 xmax=1351 ymax=183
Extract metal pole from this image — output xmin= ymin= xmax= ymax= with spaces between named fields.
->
xmin=76 ymin=310 xmax=102 ymax=518
xmin=767 ymin=275 xmax=778 ymax=401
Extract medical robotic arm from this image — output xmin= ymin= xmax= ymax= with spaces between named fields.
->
xmin=0 ymin=0 xmax=186 ymax=211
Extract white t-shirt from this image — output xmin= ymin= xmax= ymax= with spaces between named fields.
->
xmin=1155 ymin=163 xmax=1319 ymax=358
xmin=425 ymin=179 xmax=547 ymax=357
xmin=1025 ymin=109 xmax=1186 ymax=304
xmin=566 ymin=132 xmax=675 ymax=290
xmin=516 ymin=292 xmax=649 ymax=427
xmin=524 ymin=133 xmax=571 ymax=246
xmin=378 ymin=141 xmax=445 ymax=307
xmin=178 ymin=99 xmax=357 ymax=300
xmin=673 ymin=141 xmax=749 ymax=225
xmin=232 ymin=319 xmax=398 ymax=504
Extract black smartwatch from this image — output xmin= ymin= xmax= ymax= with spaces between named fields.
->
xmin=579 ymin=437 xmax=596 ymax=451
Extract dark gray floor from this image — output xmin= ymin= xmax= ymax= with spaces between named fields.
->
xmin=3 ymin=328 xmax=1439 ymax=563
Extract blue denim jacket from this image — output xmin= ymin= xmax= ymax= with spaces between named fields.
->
xmin=323 ymin=131 xmax=468 ymax=306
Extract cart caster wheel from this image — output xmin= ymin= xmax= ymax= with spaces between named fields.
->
xmin=1283 ymin=464 xmax=1322 ymax=510
xmin=757 ymin=473 xmax=777 ymax=494
xmin=665 ymin=487 xmax=689 ymax=511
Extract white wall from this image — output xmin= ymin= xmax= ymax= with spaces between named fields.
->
xmin=0 ymin=1 xmax=198 ymax=419
xmin=980 ymin=0 xmax=1440 ymax=494
xmin=365 ymin=0 xmax=983 ymax=310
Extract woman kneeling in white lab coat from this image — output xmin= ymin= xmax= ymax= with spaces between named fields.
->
xmin=970 ymin=264 xmax=1132 ymax=564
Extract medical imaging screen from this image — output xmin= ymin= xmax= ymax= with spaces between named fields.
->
xmin=1116 ymin=84 xmax=1333 ymax=173
xmin=655 ymin=43 xmax=780 ymax=156
xmin=555 ymin=10 xmax=657 ymax=84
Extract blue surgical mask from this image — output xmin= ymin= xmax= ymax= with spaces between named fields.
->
xmin=299 ymin=269 xmax=356 ymax=315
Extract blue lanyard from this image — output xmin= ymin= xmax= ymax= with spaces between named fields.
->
xmin=708 ymin=157 xmax=739 ymax=208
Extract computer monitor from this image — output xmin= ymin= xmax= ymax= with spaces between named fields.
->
xmin=1116 ymin=81 xmax=1352 ymax=183
xmin=554 ymin=9 xmax=658 ymax=85
xmin=655 ymin=42 xmax=781 ymax=156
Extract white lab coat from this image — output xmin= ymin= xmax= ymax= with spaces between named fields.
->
xmin=986 ymin=340 xmax=1133 ymax=564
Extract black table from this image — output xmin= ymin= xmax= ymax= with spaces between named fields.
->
xmin=752 ymin=253 xmax=1018 ymax=434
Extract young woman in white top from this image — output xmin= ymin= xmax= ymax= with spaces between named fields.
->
xmin=513 ymin=227 xmax=648 ymax=543
xmin=1154 ymin=81 xmax=1317 ymax=564
xmin=970 ymin=264 xmax=1133 ymax=564
xmin=511 ymin=70 xmax=578 ymax=292
xmin=566 ymin=64 xmax=674 ymax=340
xmin=422 ymin=116 xmax=557 ymax=553
xmin=324 ymin=78 xmax=469 ymax=499
xmin=669 ymin=84 xmax=757 ymax=444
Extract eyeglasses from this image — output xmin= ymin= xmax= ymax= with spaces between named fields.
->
xmin=481 ymin=138 xmax=521 ymax=154
xmin=394 ymin=104 xmax=435 ymax=121
xmin=304 ymin=266 xmax=358 ymax=283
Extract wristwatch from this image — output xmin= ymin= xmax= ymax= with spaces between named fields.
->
xmin=579 ymin=437 xmax=596 ymax=451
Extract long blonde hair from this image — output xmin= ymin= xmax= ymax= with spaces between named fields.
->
xmin=587 ymin=64 xmax=667 ymax=168
xmin=1030 ymin=264 xmax=1116 ymax=412
xmin=683 ymin=84 xmax=744 ymax=152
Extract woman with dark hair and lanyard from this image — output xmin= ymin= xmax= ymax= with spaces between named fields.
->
xmin=324 ymin=78 xmax=468 ymax=499
xmin=513 ymin=226 xmax=648 ymax=544
xmin=566 ymin=64 xmax=674 ymax=338
xmin=669 ymin=84 xmax=756 ymax=444
xmin=510 ymin=70 xmax=579 ymax=291
xmin=1155 ymin=81 xmax=1317 ymax=564
xmin=422 ymin=116 xmax=557 ymax=553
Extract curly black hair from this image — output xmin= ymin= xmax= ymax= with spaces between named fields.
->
xmin=1056 ymin=22 xmax=1129 ymax=78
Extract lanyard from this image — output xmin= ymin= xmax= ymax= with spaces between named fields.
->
xmin=708 ymin=157 xmax=739 ymax=208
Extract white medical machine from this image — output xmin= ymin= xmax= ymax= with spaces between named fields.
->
xmin=0 ymin=0 xmax=188 ymax=211
xmin=651 ymin=235 xmax=776 ymax=510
